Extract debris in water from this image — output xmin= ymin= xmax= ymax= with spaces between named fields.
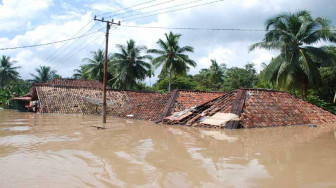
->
xmin=91 ymin=126 xmax=107 ymax=130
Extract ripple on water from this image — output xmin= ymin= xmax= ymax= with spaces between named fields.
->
xmin=0 ymin=150 xmax=126 ymax=188
xmin=0 ymin=134 xmax=78 ymax=148
xmin=3 ymin=126 xmax=31 ymax=132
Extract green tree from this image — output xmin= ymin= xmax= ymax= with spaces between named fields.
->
xmin=30 ymin=66 xmax=57 ymax=83
xmin=250 ymin=10 xmax=336 ymax=98
xmin=223 ymin=63 xmax=258 ymax=91
xmin=193 ymin=60 xmax=226 ymax=91
xmin=148 ymin=32 xmax=196 ymax=91
xmin=0 ymin=55 xmax=20 ymax=87
xmin=72 ymin=68 xmax=83 ymax=79
xmin=112 ymin=39 xmax=152 ymax=90
xmin=147 ymin=64 xmax=155 ymax=87
xmin=82 ymin=49 xmax=112 ymax=82
xmin=153 ymin=75 xmax=197 ymax=92
xmin=0 ymin=79 xmax=30 ymax=108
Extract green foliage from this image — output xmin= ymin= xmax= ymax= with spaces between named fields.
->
xmin=193 ymin=60 xmax=226 ymax=91
xmin=81 ymin=49 xmax=108 ymax=82
xmin=30 ymin=65 xmax=58 ymax=83
xmin=111 ymin=39 xmax=152 ymax=90
xmin=148 ymin=31 xmax=196 ymax=91
xmin=250 ymin=10 xmax=336 ymax=98
xmin=223 ymin=63 xmax=258 ymax=91
xmin=0 ymin=55 xmax=20 ymax=87
xmin=0 ymin=79 xmax=30 ymax=108
xmin=307 ymin=90 xmax=336 ymax=114
xmin=153 ymin=75 xmax=197 ymax=92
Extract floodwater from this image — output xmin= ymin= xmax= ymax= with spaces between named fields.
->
xmin=1 ymin=110 xmax=336 ymax=188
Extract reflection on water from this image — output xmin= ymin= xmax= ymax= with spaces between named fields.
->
xmin=0 ymin=110 xmax=336 ymax=188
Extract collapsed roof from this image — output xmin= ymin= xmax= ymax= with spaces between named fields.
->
xmin=164 ymin=89 xmax=336 ymax=128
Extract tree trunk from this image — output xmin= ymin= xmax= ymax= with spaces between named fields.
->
xmin=168 ymin=71 xmax=172 ymax=92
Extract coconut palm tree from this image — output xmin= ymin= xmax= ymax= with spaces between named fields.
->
xmin=30 ymin=66 xmax=57 ymax=83
xmin=148 ymin=32 xmax=196 ymax=91
xmin=112 ymin=39 xmax=152 ymax=90
xmin=250 ymin=10 xmax=336 ymax=98
xmin=0 ymin=55 xmax=20 ymax=87
xmin=82 ymin=49 xmax=108 ymax=82
xmin=72 ymin=68 xmax=83 ymax=79
xmin=206 ymin=59 xmax=226 ymax=90
xmin=148 ymin=64 xmax=155 ymax=87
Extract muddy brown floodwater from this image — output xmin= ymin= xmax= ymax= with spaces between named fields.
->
xmin=1 ymin=110 xmax=336 ymax=188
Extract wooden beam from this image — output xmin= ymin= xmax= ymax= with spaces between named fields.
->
xmin=226 ymin=89 xmax=247 ymax=129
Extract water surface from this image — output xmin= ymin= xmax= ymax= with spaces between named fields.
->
xmin=1 ymin=110 xmax=336 ymax=188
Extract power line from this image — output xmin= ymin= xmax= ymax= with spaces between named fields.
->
xmin=56 ymin=29 xmax=105 ymax=63
xmin=45 ymin=22 xmax=102 ymax=63
xmin=116 ymin=0 xmax=205 ymax=20
xmin=121 ymin=24 xmax=266 ymax=31
xmin=121 ymin=24 xmax=336 ymax=32
xmin=0 ymin=28 xmax=104 ymax=51
xmin=97 ymin=0 xmax=157 ymax=17
xmin=123 ymin=0 xmax=226 ymax=21
xmin=57 ymin=33 xmax=105 ymax=65
xmin=44 ymin=1 xmax=163 ymax=63
xmin=104 ymin=0 xmax=178 ymax=19
xmin=45 ymin=22 xmax=100 ymax=62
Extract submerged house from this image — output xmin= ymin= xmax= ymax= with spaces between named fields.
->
xmin=164 ymin=89 xmax=336 ymax=128
xmin=13 ymin=79 xmax=336 ymax=128
xmin=13 ymin=78 xmax=225 ymax=122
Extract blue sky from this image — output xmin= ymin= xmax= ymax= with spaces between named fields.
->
xmin=0 ymin=0 xmax=335 ymax=85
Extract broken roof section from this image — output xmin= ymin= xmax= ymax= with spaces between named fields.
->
xmin=161 ymin=89 xmax=226 ymax=122
xmin=164 ymin=89 xmax=336 ymax=128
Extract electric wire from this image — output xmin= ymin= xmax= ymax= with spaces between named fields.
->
xmin=0 ymin=28 xmax=104 ymax=51
xmin=120 ymin=24 xmax=336 ymax=32
xmin=57 ymin=31 xmax=105 ymax=64
xmin=123 ymin=0 xmax=226 ymax=21
xmin=115 ymin=0 xmax=206 ymax=20
xmin=58 ymin=33 xmax=105 ymax=66
xmin=96 ymin=0 xmax=157 ymax=17
xmin=120 ymin=24 xmax=266 ymax=31
xmin=104 ymin=0 xmax=178 ymax=19
xmin=45 ymin=0 xmax=165 ymax=63
xmin=44 ymin=20 xmax=95 ymax=62
xmin=45 ymin=22 xmax=101 ymax=63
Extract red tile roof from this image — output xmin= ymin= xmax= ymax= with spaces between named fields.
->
xmin=174 ymin=90 xmax=226 ymax=112
xmin=165 ymin=89 xmax=336 ymax=128
xmin=33 ymin=78 xmax=104 ymax=89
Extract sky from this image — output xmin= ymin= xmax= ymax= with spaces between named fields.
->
xmin=0 ymin=0 xmax=335 ymax=85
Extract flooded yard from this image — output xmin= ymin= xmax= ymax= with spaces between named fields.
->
xmin=0 ymin=110 xmax=336 ymax=187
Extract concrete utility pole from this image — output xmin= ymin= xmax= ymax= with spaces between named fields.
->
xmin=94 ymin=16 xmax=120 ymax=123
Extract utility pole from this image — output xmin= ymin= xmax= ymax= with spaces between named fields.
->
xmin=94 ymin=16 xmax=120 ymax=123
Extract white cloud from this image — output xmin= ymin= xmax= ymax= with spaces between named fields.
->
xmin=0 ymin=0 xmax=52 ymax=31
xmin=1 ymin=12 xmax=103 ymax=79
xmin=198 ymin=47 xmax=233 ymax=70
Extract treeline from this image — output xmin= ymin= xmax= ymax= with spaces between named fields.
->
xmin=1 ymin=10 xmax=336 ymax=113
